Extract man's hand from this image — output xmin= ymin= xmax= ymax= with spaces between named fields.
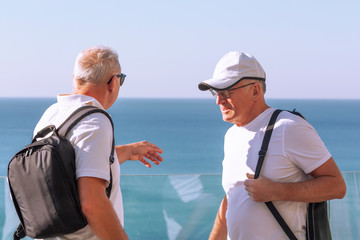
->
xmin=243 ymin=173 xmax=276 ymax=202
xmin=244 ymin=158 xmax=346 ymax=203
xmin=116 ymin=141 xmax=163 ymax=167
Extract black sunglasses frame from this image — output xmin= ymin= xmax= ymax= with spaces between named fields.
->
xmin=210 ymin=82 xmax=255 ymax=98
xmin=107 ymin=73 xmax=126 ymax=86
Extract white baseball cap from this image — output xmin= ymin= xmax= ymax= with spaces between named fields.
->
xmin=198 ymin=51 xmax=266 ymax=91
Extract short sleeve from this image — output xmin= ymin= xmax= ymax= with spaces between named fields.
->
xmin=68 ymin=112 xmax=113 ymax=182
xmin=283 ymin=117 xmax=331 ymax=174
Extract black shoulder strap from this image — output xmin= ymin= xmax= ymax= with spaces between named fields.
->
xmin=254 ymin=109 xmax=282 ymax=179
xmin=255 ymin=109 xmax=298 ymax=240
xmin=57 ymin=106 xmax=115 ymax=197
xmin=13 ymin=223 xmax=26 ymax=240
xmin=288 ymin=108 xmax=306 ymax=120
xmin=57 ymin=106 xmax=115 ymax=161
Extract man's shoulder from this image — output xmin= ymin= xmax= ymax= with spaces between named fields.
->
xmin=33 ymin=103 xmax=61 ymax=135
xmin=34 ymin=103 xmax=111 ymax=137
xmin=276 ymin=110 xmax=317 ymax=139
xmin=277 ymin=109 xmax=308 ymax=125
xmin=72 ymin=111 xmax=113 ymax=133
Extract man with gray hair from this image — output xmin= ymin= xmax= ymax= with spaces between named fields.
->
xmin=198 ymin=51 xmax=346 ymax=240
xmin=33 ymin=46 xmax=163 ymax=240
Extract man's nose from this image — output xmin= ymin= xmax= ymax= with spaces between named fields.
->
xmin=216 ymin=94 xmax=227 ymax=105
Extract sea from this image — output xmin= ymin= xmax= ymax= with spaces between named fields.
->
xmin=0 ymin=98 xmax=359 ymax=239
xmin=0 ymin=98 xmax=359 ymax=176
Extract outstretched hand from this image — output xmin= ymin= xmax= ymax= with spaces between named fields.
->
xmin=115 ymin=141 xmax=163 ymax=167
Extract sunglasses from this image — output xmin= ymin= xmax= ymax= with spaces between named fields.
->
xmin=107 ymin=73 xmax=126 ymax=86
xmin=210 ymin=82 xmax=255 ymax=98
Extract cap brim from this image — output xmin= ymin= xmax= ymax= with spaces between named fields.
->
xmin=198 ymin=77 xmax=266 ymax=91
xmin=198 ymin=77 xmax=241 ymax=91
xmin=198 ymin=82 xmax=212 ymax=91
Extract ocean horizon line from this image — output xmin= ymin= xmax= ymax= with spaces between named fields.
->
xmin=1 ymin=96 xmax=360 ymax=101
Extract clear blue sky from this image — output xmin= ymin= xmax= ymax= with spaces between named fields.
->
xmin=1 ymin=0 xmax=359 ymax=99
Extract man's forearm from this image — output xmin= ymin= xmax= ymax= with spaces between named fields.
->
xmin=85 ymin=197 xmax=128 ymax=240
xmin=209 ymin=196 xmax=227 ymax=240
xmin=115 ymin=144 xmax=132 ymax=164
xmin=78 ymin=177 xmax=129 ymax=240
xmin=84 ymin=199 xmax=127 ymax=239
xmin=274 ymin=158 xmax=346 ymax=202
xmin=273 ymin=175 xmax=345 ymax=202
xmin=209 ymin=220 xmax=227 ymax=240
xmin=245 ymin=158 xmax=346 ymax=203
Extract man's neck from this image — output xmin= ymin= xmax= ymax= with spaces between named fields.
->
xmin=235 ymin=102 xmax=270 ymax=127
xmin=73 ymin=84 xmax=108 ymax=109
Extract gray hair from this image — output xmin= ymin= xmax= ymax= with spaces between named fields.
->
xmin=259 ymin=80 xmax=266 ymax=93
xmin=73 ymin=46 xmax=121 ymax=85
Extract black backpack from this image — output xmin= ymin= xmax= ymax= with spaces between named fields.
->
xmin=7 ymin=106 xmax=114 ymax=239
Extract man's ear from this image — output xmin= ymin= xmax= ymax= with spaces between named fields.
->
xmin=252 ymin=82 xmax=260 ymax=98
xmin=107 ymin=76 xmax=115 ymax=92
xmin=72 ymin=76 xmax=80 ymax=93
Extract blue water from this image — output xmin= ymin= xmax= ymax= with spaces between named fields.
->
xmin=0 ymin=98 xmax=359 ymax=176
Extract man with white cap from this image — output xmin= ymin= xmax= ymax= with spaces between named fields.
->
xmin=198 ymin=52 xmax=346 ymax=240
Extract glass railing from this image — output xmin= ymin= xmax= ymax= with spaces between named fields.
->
xmin=1 ymin=172 xmax=359 ymax=240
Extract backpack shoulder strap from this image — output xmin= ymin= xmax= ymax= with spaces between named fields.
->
xmin=255 ymin=108 xmax=306 ymax=178
xmin=254 ymin=109 xmax=298 ymax=240
xmin=287 ymin=108 xmax=306 ymax=120
xmin=13 ymin=223 xmax=26 ymax=240
xmin=58 ymin=106 xmax=113 ymax=142
xmin=254 ymin=109 xmax=282 ymax=179
xmin=57 ymin=106 xmax=114 ymax=197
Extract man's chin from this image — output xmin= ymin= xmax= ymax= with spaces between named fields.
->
xmin=222 ymin=114 xmax=234 ymax=124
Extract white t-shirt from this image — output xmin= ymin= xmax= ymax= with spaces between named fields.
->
xmin=222 ymin=108 xmax=331 ymax=240
xmin=33 ymin=94 xmax=123 ymax=240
